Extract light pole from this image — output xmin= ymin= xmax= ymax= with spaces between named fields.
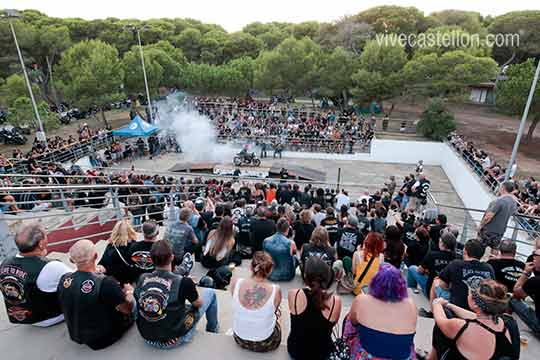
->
xmin=124 ymin=24 xmax=154 ymax=123
xmin=504 ymin=59 xmax=540 ymax=182
xmin=2 ymin=9 xmax=47 ymax=147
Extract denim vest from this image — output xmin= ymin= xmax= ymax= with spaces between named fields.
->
xmin=263 ymin=233 xmax=295 ymax=281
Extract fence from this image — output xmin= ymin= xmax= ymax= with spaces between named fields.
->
xmin=427 ymin=192 xmax=539 ymax=261
xmin=4 ymin=132 xmax=115 ymax=174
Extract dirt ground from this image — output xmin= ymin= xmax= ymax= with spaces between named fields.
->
xmin=391 ymin=101 xmax=540 ymax=178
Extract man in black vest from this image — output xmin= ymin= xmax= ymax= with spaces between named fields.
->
xmin=57 ymin=240 xmax=135 ymax=350
xmin=135 ymin=240 xmax=219 ymax=349
xmin=0 ymin=223 xmax=71 ymax=326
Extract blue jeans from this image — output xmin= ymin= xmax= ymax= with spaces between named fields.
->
xmin=407 ymin=265 xmax=428 ymax=296
xmin=401 ymin=195 xmax=409 ymax=210
xmin=510 ymin=298 xmax=540 ymax=334
xmin=145 ymin=288 xmax=219 ymax=349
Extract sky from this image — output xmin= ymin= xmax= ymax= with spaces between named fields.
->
xmin=3 ymin=0 xmax=540 ymax=32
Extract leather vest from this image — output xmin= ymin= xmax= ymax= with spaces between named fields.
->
xmin=0 ymin=256 xmax=62 ymax=324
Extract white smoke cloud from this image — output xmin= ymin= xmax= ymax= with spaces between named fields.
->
xmin=154 ymin=93 xmax=240 ymax=163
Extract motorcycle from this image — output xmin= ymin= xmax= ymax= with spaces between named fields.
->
xmin=0 ymin=127 xmax=27 ymax=145
xmin=233 ymin=152 xmax=261 ymax=167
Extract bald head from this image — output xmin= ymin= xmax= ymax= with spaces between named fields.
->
xmin=15 ymin=223 xmax=47 ymax=254
xmin=69 ymin=240 xmax=97 ymax=267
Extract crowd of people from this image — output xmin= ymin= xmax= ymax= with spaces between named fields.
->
xmin=2 ymin=156 xmax=538 ymax=359
xmin=449 ymin=132 xmax=540 ymax=231
xmin=191 ymin=97 xmax=375 ymax=153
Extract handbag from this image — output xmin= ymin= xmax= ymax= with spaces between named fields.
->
xmin=336 ymin=272 xmax=356 ymax=295
xmin=328 ymin=319 xmax=350 ymax=360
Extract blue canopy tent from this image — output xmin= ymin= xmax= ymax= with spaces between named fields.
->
xmin=112 ymin=115 xmax=159 ymax=137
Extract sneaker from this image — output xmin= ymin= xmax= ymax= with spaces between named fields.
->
xmin=418 ymin=308 xmax=434 ymax=318
xmin=175 ymin=253 xmax=194 ymax=276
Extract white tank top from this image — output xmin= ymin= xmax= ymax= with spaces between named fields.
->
xmin=232 ymin=278 xmax=277 ymax=341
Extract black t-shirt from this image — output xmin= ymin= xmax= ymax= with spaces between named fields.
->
xmin=320 ymin=217 xmax=340 ymax=245
xmin=421 ymin=250 xmax=456 ymax=294
xmin=439 ymin=259 xmax=495 ymax=309
xmin=293 ymin=221 xmax=315 ymax=249
xmin=99 ymin=244 xmax=136 ymax=285
xmin=301 ymin=244 xmax=336 ymax=269
xmin=176 ymin=277 xmax=199 ymax=311
xmin=129 ymin=241 xmax=155 ymax=280
xmin=89 ymin=276 xmax=128 ymax=350
xmin=522 ymin=276 xmax=540 ymax=324
xmin=487 ymin=258 xmax=525 ymax=292
xmin=336 ymin=227 xmax=362 ymax=259
xmin=250 ymin=218 xmax=277 ymax=251
xmin=406 ymin=240 xmax=429 ymax=267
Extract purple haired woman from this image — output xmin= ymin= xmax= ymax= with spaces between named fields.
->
xmin=345 ymin=263 xmax=417 ymax=360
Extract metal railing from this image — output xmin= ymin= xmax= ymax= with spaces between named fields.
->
xmin=448 ymin=140 xmax=540 ymax=242
xmin=427 ymin=192 xmax=539 ymax=261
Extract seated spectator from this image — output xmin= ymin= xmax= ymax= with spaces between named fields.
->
xmin=405 ymin=227 xmax=430 ymax=267
xmin=58 ymin=240 xmax=135 ymax=350
xmin=437 ymin=239 xmax=495 ymax=310
xmin=135 ymin=240 xmax=219 ymax=349
xmin=336 ymin=215 xmax=362 ymax=260
xmin=408 ymin=232 xmax=456 ymax=298
xmin=231 ymin=252 xmax=282 ymax=352
xmin=352 ymin=232 xmax=385 ymax=295
xmin=429 ymin=214 xmax=448 ymax=250
xmin=128 ymin=221 xmax=159 ymax=279
xmin=202 ymin=216 xmax=236 ymax=269
xmin=320 ymin=207 xmax=340 ymax=245
xmin=0 ymin=223 xmax=71 ymax=326
xmin=288 ymin=257 xmax=342 ymax=360
xmin=345 ymin=264 xmax=417 ymax=359
xmin=300 ymin=226 xmax=336 ymax=271
xmin=487 ymin=239 xmax=525 ymax=292
xmin=430 ymin=279 xmax=519 ymax=359
xmin=383 ymin=225 xmax=406 ymax=268
xmin=370 ymin=207 xmax=387 ymax=233
xmin=292 ymin=209 xmax=316 ymax=250
xmin=99 ymin=220 xmax=139 ymax=285
xmin=165 ymin=207 xmax=198 ymax=267
xmin=263 ymin=218 xmax=298 ymax=281
xmin=512 ymin=248 xmax=540 ymax=336
xmin=251 ymin=206 xmax=276 ymax=251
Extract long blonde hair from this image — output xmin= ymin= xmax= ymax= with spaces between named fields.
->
xmin=109 ymin=220 xmax=138 ymax=247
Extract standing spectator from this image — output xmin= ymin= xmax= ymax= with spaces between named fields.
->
xmin=288 ymin=257 xmax=342 ymax=360
xmin=58 ymin=240 xmax=135 ymax=350
xmin=263 ymin=218 xmax=298 ymax=281
xmin=231 ymin=252 xmax=282 ymax=352
xmin=512 ymin=247 xmax=540 ymax=335
xmin=335 ymin=189 xmax=350 ymax=210
xmin=99 ymin=220 xmax=139 ymax=285
xmin=479 ymin=181 xmax=518 ymax=255
xmin=0 ymin=223 xmax=71 ymax=326
xmin=385 ymin=175 xmax=397 ymax=196
xmin=487 ymin=239 xmax=525 ymax=292
xmin=250 ymin=207 xmax=276 ymax=251
xmin=134 ymin=240 xmax=219 ymax=349
xmin=345 ymin=264 xmax=417 ymax=359
xmin=292 ymin=209 xmax=316 ymax=250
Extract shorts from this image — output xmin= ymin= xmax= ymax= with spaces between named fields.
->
xmin=478 ymin=228 xmax=503 ymax=250
xmin=233 ymin=322 xmax=281 ymax=353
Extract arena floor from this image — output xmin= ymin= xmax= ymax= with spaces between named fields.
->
xmin=113 ymin=152 xmax=467 ymax=227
